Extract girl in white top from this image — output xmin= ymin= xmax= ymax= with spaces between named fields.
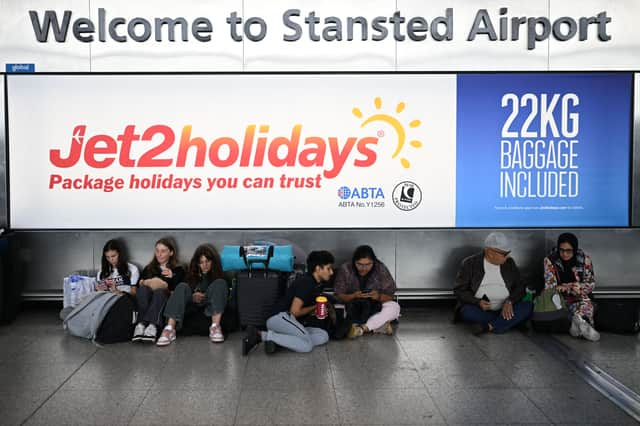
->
xmin=96 ymin=239 xmax=139 ymax=294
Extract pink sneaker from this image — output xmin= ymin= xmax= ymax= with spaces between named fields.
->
xmin=210 ymin=323 xmax=224 ymax=343
xmin=156 ymin=326 xmax=176 ymax=347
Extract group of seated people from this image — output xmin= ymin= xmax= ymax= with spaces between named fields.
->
xmin=454 ymin=231 xmax=599 ymax=341
xmin=241 ymin=245 xmax=402 ymax=355
xmin=93 ymin=230 xmax=600 ymax=355
xmin=94 ymin=238 xmax=401 ymax=351
xmin=97 ymin=238 xmax=228 ymax=345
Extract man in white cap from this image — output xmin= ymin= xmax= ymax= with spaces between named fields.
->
xmin=453 ymin=232 xmax=533 ymax=335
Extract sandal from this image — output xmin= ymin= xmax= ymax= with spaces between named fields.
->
xmin=156 ymin=326 xmax=176 ymax=346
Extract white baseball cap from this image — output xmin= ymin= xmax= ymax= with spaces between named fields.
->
xmin=484 ymin=232 xmax=510 ymax=252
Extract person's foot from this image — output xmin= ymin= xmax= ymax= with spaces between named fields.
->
xmin=374 ymin=321 xmax=394 ymax=335
xmin=156 ymin=326 xmax=176 ymax=346
xmin=264 ymin=339 xmax=277 ymax=354
xmin=142 ymin=323 xmax=157 ymax=343
xmin=471 ymin=323 xmax=490 ymax=336
xmin=242 ymin=325 xmax=261 ymax=356
xmin=380 ymin=321 xmax=394 ymax=335
xmin=570 ymin=315 xmax=582 ymax=337
xmin=577 ymin=317 xmax=600 ymax=341
xmin=347 ymin=324 xmax=364 ymax=339
xmin=132 ymin=323 xmax=145 ymax=343
xmin=210 ymin=323 xmax=224 ymax=343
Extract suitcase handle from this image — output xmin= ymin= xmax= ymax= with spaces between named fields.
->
xmin=240 ymin=245 xmax=274 ymax=276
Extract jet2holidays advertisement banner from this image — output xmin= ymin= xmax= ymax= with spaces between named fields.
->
xmin=7 ymin=73 xmax=631 ymax=229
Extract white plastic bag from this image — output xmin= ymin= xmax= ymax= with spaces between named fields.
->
xmin=63 ymin=275 xmax=97 ymax=308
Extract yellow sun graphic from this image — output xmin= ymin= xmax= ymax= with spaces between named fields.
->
xmin=352 ymin=97 xmax=423 ymax=169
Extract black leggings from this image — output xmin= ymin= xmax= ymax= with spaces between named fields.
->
xmin=136 ymin=285 xmax=168 ymax=326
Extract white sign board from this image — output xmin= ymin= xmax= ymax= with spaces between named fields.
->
xmin=8 ymin=74 xmax=457 ymax=228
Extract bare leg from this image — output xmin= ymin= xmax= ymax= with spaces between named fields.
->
xmin=211 ymin=313 xmax=222 ymax=325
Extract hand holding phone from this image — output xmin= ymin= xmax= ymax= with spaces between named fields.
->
xmin=105 ymin=278 xmax=116 ymax=290
xmin=160 ymin=266 xmax=173 ymax=278
xmin=479 ymin=294 xmax=491 ymax=311
xmin=192 ymin=291 xmax=207 ymax=304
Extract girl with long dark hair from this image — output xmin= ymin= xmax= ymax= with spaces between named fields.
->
xmin=156 ymin=244 xmax=228 ymax=346
xmin=334 ymin=245 xmax=400 ymax=338
xmin=96 ymin=239 xmax=139 ymax=294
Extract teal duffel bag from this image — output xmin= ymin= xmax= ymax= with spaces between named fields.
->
xmin=220 ymin=243 xmax=294 ymax=272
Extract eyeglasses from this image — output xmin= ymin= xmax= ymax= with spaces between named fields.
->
xmin=355 ymin=262 xmax=374 ymax=268
xmin=558 ymin=248 xmax=574 ymax=254
xmin=490 ymin=248 xmax=510 ymax=257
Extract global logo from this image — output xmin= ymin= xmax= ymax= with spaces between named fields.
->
xmin=337 ymin=186 xmax=385 ymax=200
xmin=337 ymin=186 xmax=351 ymax=199
xmin=392 ymin=181 xmax=422 ymax=211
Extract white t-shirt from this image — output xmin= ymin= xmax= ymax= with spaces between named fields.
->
xmin=96 ymin=263 xmax=140 ymax=293
xmin=474 ymin=259 xmax=510 ymax=310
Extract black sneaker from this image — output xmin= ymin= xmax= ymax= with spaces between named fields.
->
xmin=131 ymin=323 xmax=145 ymax=343
xmin=471 ymin=323 xmax=489 ymax=336
xmin=242 ymin=325 xmax=261 ymax=356
xmin=141 ymin=323 xmax=158 ymax=343
xmin=264 ymin=339 xmax=277 ymax=355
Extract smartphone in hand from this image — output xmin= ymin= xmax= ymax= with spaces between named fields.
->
xmin=95 ymin=279 xmax=106 ymax=291
xmin=481 ymin=294 xmax=490 ymax=302
xmin=361 ymin=289 xmax=372 ymax=294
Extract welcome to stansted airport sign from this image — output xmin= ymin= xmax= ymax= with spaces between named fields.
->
xmin=7 ymin=73 xmax=631 ymax=229
xmin=27 ymin=7 xmax=611 ymax=51
xmin=2 ymin=0 xmax=639 ymax=71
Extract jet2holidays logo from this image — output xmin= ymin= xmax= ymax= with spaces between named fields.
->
xmin=337 ymin=96 xmax=424 ymax=209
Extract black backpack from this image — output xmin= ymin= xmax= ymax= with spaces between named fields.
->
xmin=594 ymin=299 xmax=640 ymax=334
xmin=95 ymin=293 xmax=136 ymax=344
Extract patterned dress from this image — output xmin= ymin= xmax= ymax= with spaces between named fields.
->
xmin=543 ymin=249 xmax=595 ymax=323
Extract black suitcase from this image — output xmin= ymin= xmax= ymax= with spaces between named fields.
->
xmin=236 ymin=270 xmax=287 ymax=329
xmin=594 ymin=299 xmax=640 ymax=334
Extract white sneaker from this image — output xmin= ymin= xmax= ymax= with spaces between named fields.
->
xmin=132 ymin=323 xmax=145 ymax=342
xmin=209 ymin=323 xmax=224 ymax=343
xmin=156 ymin=326 xmax=176 ymax=346
xmin=142 ymin=323 xmax=157 ymax=343
xmin=578 ymin=317 xmax=601 ymax=342
xmin=570 ymin=315 xmax=582 ymax=337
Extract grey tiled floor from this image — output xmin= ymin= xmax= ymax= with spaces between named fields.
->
xmin=0 ymin=305 xmax=639 ymax=425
